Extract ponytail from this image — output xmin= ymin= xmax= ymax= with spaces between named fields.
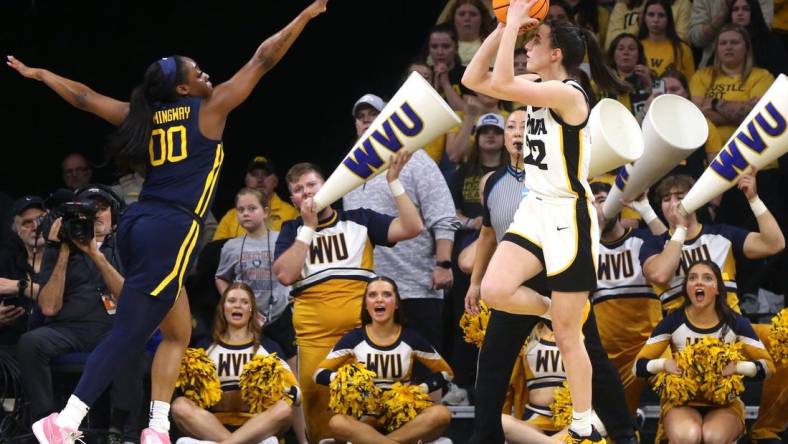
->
xmin=106 ymin=55 xmax=186 ymax=165
xmin=547 ymin=20 xmax=632 ymax=95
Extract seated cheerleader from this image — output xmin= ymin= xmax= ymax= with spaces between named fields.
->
xmin=172 ymin=282 xmax=299 ymax=444
xmin=501 ymin=322 xmax=582 ymax=444
xmin=313 ymin=276 xmax=454 ymax=444
xmin=634 ymin=260 xmax=775 ymax=443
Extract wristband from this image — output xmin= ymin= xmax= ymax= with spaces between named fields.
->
xmin=671 ymin=226 xmax=687 ymax=244
xmin=632 ymin=198 xmax=658 ymax=224
xmin=749 ymin=197 xmax=767 ymax=217
xmin=646 ymin=358 xmax=666 ymax=374
xmin=388 ymin=179 xmax=406 ymax=197
xmin=296 ymin=226 xmax=315 ymax=245
xmin=735 ymin=361 xmax=757 ymax=377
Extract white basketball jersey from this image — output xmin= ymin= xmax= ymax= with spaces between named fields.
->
xmin=524 ymin=79 xmax=592 ymax=200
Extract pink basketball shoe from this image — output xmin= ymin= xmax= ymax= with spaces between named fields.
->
xmin=31 ymin=413 xmax=83 ymax=444
xmin=141 ymin=427 xmax=172 ymax=444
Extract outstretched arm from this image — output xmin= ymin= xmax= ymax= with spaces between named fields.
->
xmin=6 ymin=56 xmax=129 ymax=126
xmin=205 ymin=0 xmax=328 ymax=116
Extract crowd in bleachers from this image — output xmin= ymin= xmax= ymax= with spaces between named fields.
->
xmin=2 ymin=0 xmax=788 ymax=443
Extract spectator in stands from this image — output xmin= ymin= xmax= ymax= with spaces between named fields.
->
xmin=16 ymin=185 xmax=144 ymax=440
xmin=445 ymin=94 xmax=509 ymax=170
xmin=344 ymin=92 xmax=459 ymax=376
xmin=513 ymin=48 xmax=528 ymax=76
xmin=446 ymin=0 xmax=495 ymax=65
xmin=638 ymin=0 xmax=695 ymax=79
xmin=214 ymin=156 xmax=298 ymax=238
xmin=606 ymin=0 xmax=692 ymax=50
xmin=273 ymin=154 xmax=423 ymax=443
xmin=689 ymin=0 xmax=773 ymax=68
xmin=634 ymin=260 xmax=774 ymax=444
xmin=727 ymin=0 xmax=788 ymax=78
xmin=640 ymin=173 xmax=785 ymax=315
xmin=0 ymin=196 xmax=47 ymax=346
xmin=171 ymin=283 xmax=297 ymax=444
xmin=690 ymin=24 xmax=775 ymax=144
xmin=565 ymin=0 xmax=611 ymax=46
xmin=423 ymin=23 xmax=467 ymax=111
xmin=314 ymin=276 xmax=453 ymax=444
xmin=215 ymin=188 xmax=294 ymax=363
xmin=547 ymin=0 xmax=572 ymax=22
xmin=604 ymin=33 xmax=653 ymax=116
xmin=60 ymin=153 xmax=93 ymax=191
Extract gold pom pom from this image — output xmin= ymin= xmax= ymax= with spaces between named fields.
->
xmin=328 ymin=362 xmax=381 ymax=418
xmin=239 ymin=353 xmax=293 ymax=414
xmin=380 ymin=382 xmax=433 ymax=432
xmin=460 ymin=301 xmax=491 ymax=348
xmin=176 ymin=348 xmax=222 ymax=409
xmin=768 ymin=308 xmax=788 ymax=366
xmin=652 ymin=337 xmax=746 ymax=406
xmin=550 ymin=381 xmax=573 ymax=429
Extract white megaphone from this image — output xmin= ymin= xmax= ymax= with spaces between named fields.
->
xmin=313 ymin=72 xmax=461 ymax=211
xmin=588 ymin=98 xmax=644 ymax=179
xmin=681 ymin=74 xmax=788 ymax=215
xmin=603 ymin=94 xmax=708 ymax=219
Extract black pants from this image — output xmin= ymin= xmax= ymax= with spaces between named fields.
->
xmin=16 ymin=324 xmax=145 ymax=422
xmin=469 ymin=309 xmax=636 ymax=443
xmin=401 ymin=298 xmax=444 ymax=384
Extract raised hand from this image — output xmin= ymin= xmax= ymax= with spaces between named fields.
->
xmin=303 ymin=0 xmax=329 ymax=19
xmin=386 ymin=149 xmax=413 ymax=182
xmin=6 ymin=55 xmax=42 ymax=80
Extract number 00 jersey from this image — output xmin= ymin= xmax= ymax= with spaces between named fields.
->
xmin=524 ymin=79 xmax=592 ymax=201
xmin=139 ymin=96 xmax=224 ymax=219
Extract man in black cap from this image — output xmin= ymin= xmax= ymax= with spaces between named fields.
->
xmin=213 ymin=155 xmax=298 ymax=239
xmin=0 ymin=196 xmax=47 ymax=346
xmin=15 ymin=185 xmax=143 ymax=439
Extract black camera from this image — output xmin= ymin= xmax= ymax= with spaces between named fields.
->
xmin=37 ymin=201 xmax=98 ymax=244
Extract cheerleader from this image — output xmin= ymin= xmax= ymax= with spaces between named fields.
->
xmin=501 ymin=322 xmax=575 ymax=444
xmin=634 ymin=260 xmax=774 ymax=443
xmin=313 ymin=276 xmax=453 ymax=444
xmin=172 ymin=282 xmax=299 ymax=444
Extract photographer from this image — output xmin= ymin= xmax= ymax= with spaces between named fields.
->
xmin=0 ymin=196 xmax=46 ymax=347
xmin=16 ymin=185 xmax=143 ymax=440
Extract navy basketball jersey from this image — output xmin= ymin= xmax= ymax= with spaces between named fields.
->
xmin=139 ymin=96 xmax=224 ymax=220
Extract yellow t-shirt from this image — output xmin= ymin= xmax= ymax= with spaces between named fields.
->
xmin=641 ymin=39 xmax=695 ymax=78
xmin=689 ymin=67 xmax=775 ymax=142
xmin=703 ymin=118 xmax=722 ymax=157
xmin=590 ymin=173 xmax=641 ymax=222
xmin=213 ymin=193 xmax=298 ymax=240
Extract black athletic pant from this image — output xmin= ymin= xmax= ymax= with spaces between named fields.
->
xmin=469 ymin=308 xmax=637 ymax=443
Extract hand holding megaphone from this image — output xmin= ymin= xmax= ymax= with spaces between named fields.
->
xmin=385 ymin=149 xmax=413 ymax=184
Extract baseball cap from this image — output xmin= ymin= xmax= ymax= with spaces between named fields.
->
xmin=247 ymin=156 xmax=275 ymax=175
xmin=76 ymin=186 xmax=115 ymax=206
xmin=475 ymin=113 xmax=505 ymax=132
xmin=352 ymin=94 xmax=386 ymax=117
xmin=11 ymin=195 xmax=46 ymax=216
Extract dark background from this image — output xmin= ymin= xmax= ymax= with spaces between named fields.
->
xmin=0 ymin=0 xmax=446 ymax=215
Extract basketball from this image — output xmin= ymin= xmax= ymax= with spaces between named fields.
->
xmin=492 ymin=0 xmax=550 ymax=26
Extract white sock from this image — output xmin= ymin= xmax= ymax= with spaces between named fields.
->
xmin=569 ymin=408 xmax=594 ymax=436
xmin=539 ymin=295 xmax=552 ymax=320
xmin=55 ymin=395 xmax=89 ymax=431
xmin=591 ymin=410 xmax=607 ymax=436
xmin=148 ymin=400 xmax=171 ymax=433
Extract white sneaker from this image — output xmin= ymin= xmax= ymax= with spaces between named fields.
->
xmin=175 ymin=438 xmax=216 ymax=444
xmin=441 ymin=382 xmax=469 ymax=406
xmin=590 ymin=410 xmax=607 ymax=437
xmin=425 ymin=438 xmax=453 ymax=444
xmin=258 ymin=437 xmax=278 ymax=444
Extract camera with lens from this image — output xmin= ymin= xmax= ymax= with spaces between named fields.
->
xmin=37 ymin=201 xmax=98 ymax=244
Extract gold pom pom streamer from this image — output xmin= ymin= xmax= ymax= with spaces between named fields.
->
xmin=239 ymin=353 xmax=293 ymax=414
xmin=176 ymin=348 xmax=222 ymax=409
xmin=328 ymin=362 xmax=381 ymax=418
xmin=550 ymin=380 xmax=572 ymax=429
xmin=460 ymin=301 xmax=490 ymax=348
xmin=652 ymin=337 xmax=745 ymax=406
xmin=768 ymin=308 xmax=788 ymax=366
xmin=380 ymin=382 xmax=433 ymax=432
